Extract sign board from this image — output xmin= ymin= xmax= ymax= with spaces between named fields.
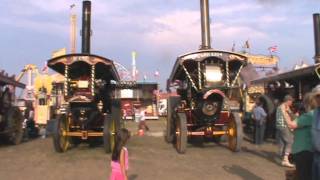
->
xmin=120 ymin=89 xmax=133 ymax=98
xmin=180 ymin=51 xmax=246 ymax=62
xmin=52 ymin=48 xmax=66 ymax=58
xmin=246 ymin=55 xmax=278 ymax=65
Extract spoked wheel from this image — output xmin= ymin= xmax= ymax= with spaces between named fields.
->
xmin=7 ymin=107 xmax=23 ymax=145
xmin=103 ymin=115 xmax=116 ymax=153
xmin=53 ymin=114 xmax=70 ymax=153
xmin=227 ymin=112 xmax=243 ymax=152
xmin=166 ymin=96 xmax=180 ymax=143
xmin=175 ymin=112 xmax=187 ymax=154
xmin=103 ymin=99 xmax=121 ymax=153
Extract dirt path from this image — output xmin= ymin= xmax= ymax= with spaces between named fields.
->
xmin=0 ymin=118 xmax=288 ymax=180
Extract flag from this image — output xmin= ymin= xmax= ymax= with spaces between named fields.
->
xmin=231 ymin=42 xmax=235 ymax=52
xmin=132 ymin=51 xmax=137 ymax=60
xmin=154 ymin=70 xmax=160 ymax=77
xmin=70 ymin=4 xmax=75 ymax=9
xmin=170 ymin=79 xmax=181 ymax=86
xmin=42 ymin=62 xmax=48 ymax=73
xmin=268 ymin=45 xmax=278 ymax=53
xmin=245 ymin=40 xmax=250 ymax=49
xmin=153 ymin=89 xmax=159 ymax=96
xmin=143 ymin=73 xmax=147 ymax=81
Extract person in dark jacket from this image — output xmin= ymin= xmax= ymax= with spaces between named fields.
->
xmin=252 ymin=97 xmax=267 ymax=145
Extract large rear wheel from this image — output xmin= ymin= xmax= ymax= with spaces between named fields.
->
xmin=227 ymin=112 xmax=243 ymax=152
xmin=53 ymin=114 xmax=70 ymax=153
xmin=166 ymin=96 xmax=180 ymax=143
xmin=175 ymin=112 xmax=187 ymax=154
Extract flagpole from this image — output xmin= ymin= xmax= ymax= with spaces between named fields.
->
xmin=70 ymin=4 xmax=77 ymax=54
xmin=132 ymin=51 xmax=137 ymax=81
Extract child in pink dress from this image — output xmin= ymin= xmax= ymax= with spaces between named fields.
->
xmin=110 ymin=128 xmax=130 ymax=180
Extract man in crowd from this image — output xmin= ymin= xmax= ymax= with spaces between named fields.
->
xmin=252 ymin=97 xmax=267 ymax=145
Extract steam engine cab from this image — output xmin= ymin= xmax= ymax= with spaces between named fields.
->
xmin=167 ymin=50 xmax=248 ymax=153
xmin=48 ymin=54 xmax=120 ymax=153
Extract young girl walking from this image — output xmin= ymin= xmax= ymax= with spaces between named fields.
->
xmin=110 ymin=128 xmax=130 ymax=180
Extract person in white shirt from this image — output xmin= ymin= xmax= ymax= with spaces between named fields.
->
xmin=138 ymin=107 xmax=149 ymax=131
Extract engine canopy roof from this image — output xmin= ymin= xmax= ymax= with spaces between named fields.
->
xmin=169 ymin=50 xmax=248 ymax=82
xmin=47 ymin=53 xmax=120 ymax=81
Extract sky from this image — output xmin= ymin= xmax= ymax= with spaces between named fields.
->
xmin=0 ymin=0 xmax=319 ymax=89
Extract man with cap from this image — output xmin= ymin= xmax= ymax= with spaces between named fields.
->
xmin=276 ymin=94 xmax=295 ymax=168
xmin=311 ymin=85 xmax=320 ymax=180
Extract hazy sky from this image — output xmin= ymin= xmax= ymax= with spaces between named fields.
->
xmin=0 ymin=0 xmax=319 ymax=89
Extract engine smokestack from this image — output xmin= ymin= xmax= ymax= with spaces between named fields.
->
xmin=313 ymin=13 xmax=320 ymax=63
xmin=200 ymin=0 xmax=211 ymax=50
xmin=82 ymin=1 xmax=91 ymax=54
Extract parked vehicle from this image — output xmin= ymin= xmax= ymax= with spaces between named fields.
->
xmin=166 ymin=0 xmax=244 ymax=153
xmin=47 ymin=1 xmax=121 ymax=153
xmin=0 ymin=71 xmax=25 ymax=144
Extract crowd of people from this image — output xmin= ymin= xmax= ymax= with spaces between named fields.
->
xmin=109 ymin=86 xmax=320 ymax=180
xmin=252 ymin=85 xmax=320 ymax=180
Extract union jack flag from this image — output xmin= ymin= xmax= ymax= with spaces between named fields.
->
xmin=268 ymin=45 xmax=278 ymax=53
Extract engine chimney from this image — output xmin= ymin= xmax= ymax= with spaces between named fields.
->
xmin=200 ymin=0 xmax=211 ymax=50
xmin=313 ymin=13 xmax=320 ymax=63
xmin=82 ymin=1 xmax=91 ymax=54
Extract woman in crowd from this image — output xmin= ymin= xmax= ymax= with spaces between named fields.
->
xmin=311 ymin=85 xmax=320 ymax=180
xmin=276 ymin=95 xmax=295 ymax=168
xmin=285 ymin=93 xmax=315 ymax=180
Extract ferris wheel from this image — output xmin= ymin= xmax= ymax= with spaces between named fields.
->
xmin=114 ymin=62 xmax=132 ymax=81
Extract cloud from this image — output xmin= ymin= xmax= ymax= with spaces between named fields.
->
xmin=214 ymin=23 xmax=267 ymax=39
xmin=0 ymin=0 xmax=316 ymax=87
xmin=212 ymin=3 xmax=261 ymax=16
xmin=257 ymin=15 xmax=287 ymax=23
xmin=256 ymin=0 xmax=294 ymax=6
xmin=145 ymin=10 xmax=200 ymax=47
xmin=143 ymin=9 xmax=268 ymax=53
xmin=0 ymin=17 xmax=68 ymax=37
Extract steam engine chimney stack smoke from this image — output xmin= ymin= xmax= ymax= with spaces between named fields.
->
xmin=200 ymin=0 xmax=211 ymax=50
xmin=82 ymin=1 xmax=91 ymax=54
xmin=313 ymin=13 xmax=320 ymax=63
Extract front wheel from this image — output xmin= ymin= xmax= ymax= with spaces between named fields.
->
xmin=175 ymin=112 xmax=187 ymax=154
xmin=227 ymin=112 xmax=243 ymax=152
xmin=166 ymin=96 xmax=180 ymax=143
xmin=103 ymin=115 xmax=116 ymax=153
xmin=52 ymin=114 xmax=70 ymax=153
xmin=103 ymin=100 xmax=121 ymax=153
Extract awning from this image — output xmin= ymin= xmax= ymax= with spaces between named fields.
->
xmin=251 ymin=64 xmax=318 ymax=84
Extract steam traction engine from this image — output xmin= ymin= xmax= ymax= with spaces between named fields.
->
xmin=47 ymin=1 xmax=121 ymax=153
xmin=0 ymin=71 xmax=25 ymax=144
xmin=166 ymin=0 xmax=245 ymax=153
